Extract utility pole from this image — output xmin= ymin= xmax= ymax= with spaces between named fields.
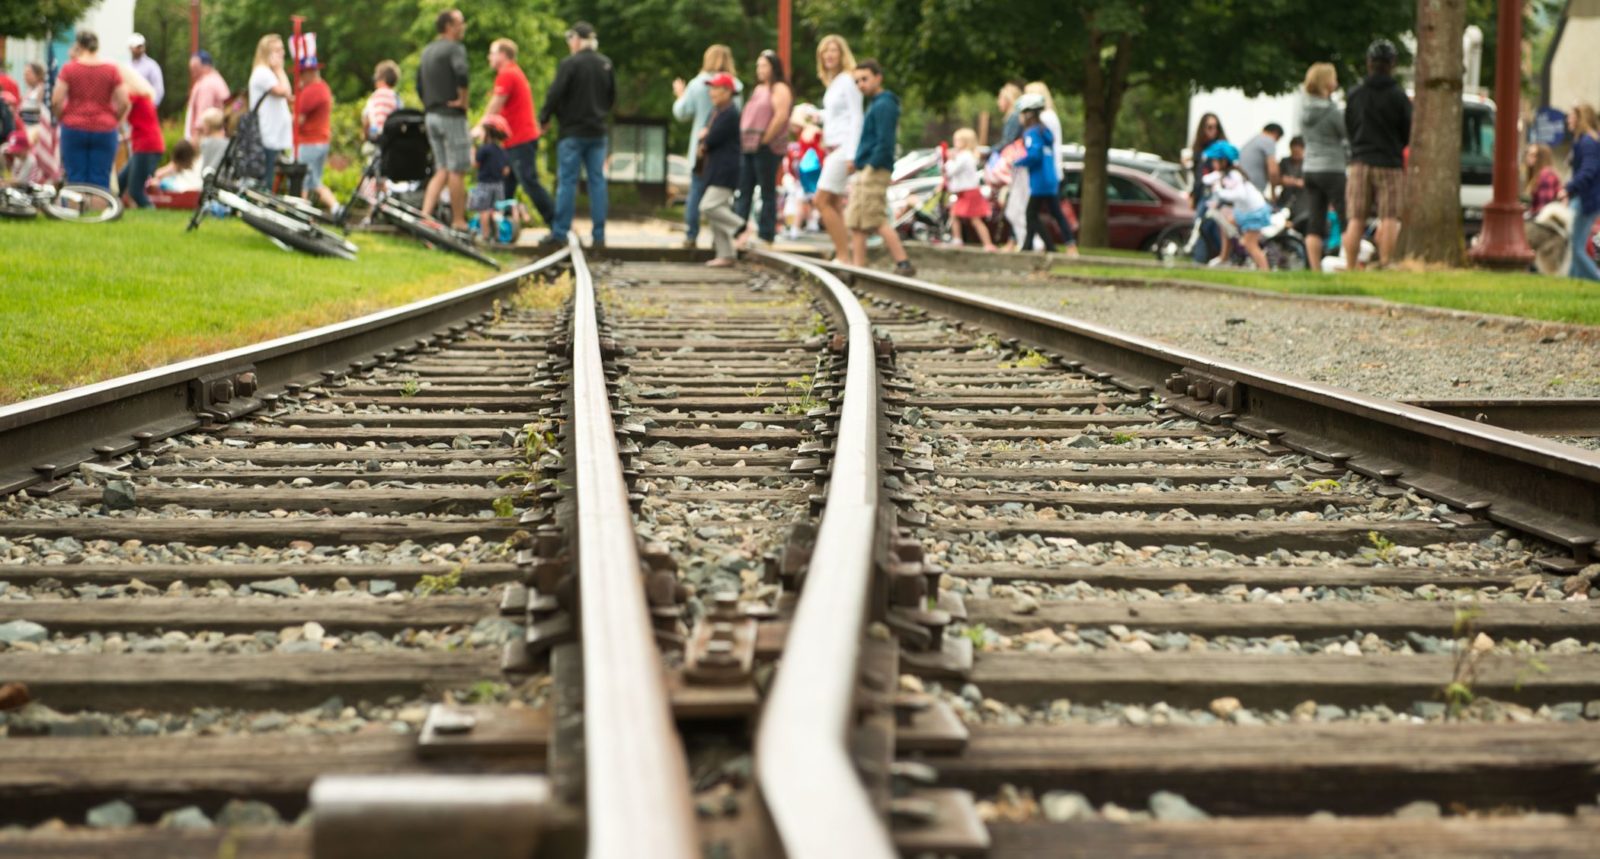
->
xmin=1468 ymin=0 xmax=1534 ymax=268
xmin=778 ymin=0 xmax=791 ymax=79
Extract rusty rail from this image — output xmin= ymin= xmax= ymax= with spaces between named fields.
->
xmin=0 ymin=250 xmax=571 ymax=496
xmin=565 ymin=238 xmax=699 ymax=859
xmin=752 ymin=250 xmax=897 ymax=858
xmin=820 ymin=258 xmax=1600 ymax=563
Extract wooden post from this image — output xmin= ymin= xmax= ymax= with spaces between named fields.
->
xmin=1468 ymin=0 xmax=1534 ymax=268
xmin=189 ymin=0 xmax=200 ymax=56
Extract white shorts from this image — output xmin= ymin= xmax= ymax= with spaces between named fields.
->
xmin=817 ymin=150 xmax=852 ymax=195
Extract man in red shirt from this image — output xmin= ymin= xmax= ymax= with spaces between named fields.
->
xmin=294 ymin=57 xmax=339 ymax=212
xmin=475 ymin=38 xmax=554 ymax=225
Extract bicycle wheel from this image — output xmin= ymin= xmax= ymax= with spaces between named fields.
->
xmin=380 ymin=204 xmax=501 ymax=269
xmin=39 ymin=184 xmax=123 ymax=223
xmin=1150 ymin=224 xmax=1190 ymax=263
xmin=240 ymin=209 xmax=357 ymax=260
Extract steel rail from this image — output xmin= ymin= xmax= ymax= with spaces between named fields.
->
xmin=820 ymin=259 xmax=1600 ymax=556
xmin=564 ymin=238 xmax=699 ymax=859
xmin=751 ymin=250 xmax=897 ymax=859
xmin=0 ymin=250 xmax=571 ymax=496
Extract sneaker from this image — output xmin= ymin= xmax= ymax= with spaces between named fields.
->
xmin=894 ymin=260 xmax=917 ymax=277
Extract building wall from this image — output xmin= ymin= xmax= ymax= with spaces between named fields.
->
xmin=1548 ymin=0 xmax=1600 ymax=109
xmin=3 ymin=0 xmax=138 ymax=80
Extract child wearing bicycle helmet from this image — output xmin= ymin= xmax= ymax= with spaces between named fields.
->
xmin=1201 ymin=140 xmax=1272 ymax=270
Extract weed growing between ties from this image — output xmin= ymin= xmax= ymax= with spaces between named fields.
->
xmin=999 ymin=349 xmax=1051 ymax=369
xmin=764 ymin=375 xmax=822 ymax=416
xmin=512 ymin=272 xmax=574 ymax=312
xmin=1366 ymin=530 xmax=1399 ymax=563
xmin=417 ymin=565 xmax=464 ymax=595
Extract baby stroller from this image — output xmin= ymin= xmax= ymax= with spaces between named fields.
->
xmin=339 ymin=108 xmax=496 ymax=268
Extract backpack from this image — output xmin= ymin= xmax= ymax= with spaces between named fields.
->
xmin=229 ymin=98 xmax=269 ymax=185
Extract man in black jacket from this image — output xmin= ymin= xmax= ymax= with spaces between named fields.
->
xmin=1343 ymin=39 xmax=1412 ymax=270
xmin=540 ymin=21 xmax=615 ymax=246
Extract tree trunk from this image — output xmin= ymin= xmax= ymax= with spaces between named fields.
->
xmin=1078 ymin=23 xmax=1135 ymax=250
xmin=1401 ymin=0 xmax=1466 ymax=265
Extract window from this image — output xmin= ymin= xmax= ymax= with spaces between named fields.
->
xmin=1062 ymin=170 xmax=1082 ymax=199
xmin=1058 ymin=170 xmax=1156 ymax=203
xmin=1109 ymin=175 xmax=1156 ymax=203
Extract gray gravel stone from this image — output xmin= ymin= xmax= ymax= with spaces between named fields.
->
xmin=158 ymin=805 xmax=215 ymax=830
xmin=86 ymin=799 xmax=137 ymax=828
xmin=1040 ymin=791 xmax=1094 ymax=822
xmin=369 ymin=579 xmax=397 ymax=596
xmin=217 ymin=799 xmax=283 ymax=827
xmin=249 ymin=577 xmax=301 ymax=597
xmin=1393 ymin=800 xmax=1442 ymax=819
xmin=0 ymin=619 xmax=47 ymax=644
xmin=102 ymin=480 xmax=138 ymax=510
xmin=1149 ymin=790 xmax=1210 ymax=821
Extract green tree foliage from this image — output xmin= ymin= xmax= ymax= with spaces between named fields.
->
xmin=557 ymin=0 xmax=777 ymax=118
xmin=179 ymin=0 xmax=563 ymax=115
xmin=0 ymin=0 xmax=97 ymax=39
xmin=803 ymin=0 xmax=1413 ymax=247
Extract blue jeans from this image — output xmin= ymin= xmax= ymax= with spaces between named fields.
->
xmin=683 ymin=171 xmax=709 ymax=242
xmin=553 ymin=135 xmax=607 ymax=242
xmin=260 ymin=148 xmax=282 ymax=191
xmin=1571 ymin=202 xmax=1600 ymax=282
xmin=117 ymin=151 xmax=162 ymax=208
xmin=505 ymin=138 xmax=556 ymax=226
xmin=734 ymin=148 xmax=782 ymax=242
xmin=60 ymin=126 xmax=119 ymax=189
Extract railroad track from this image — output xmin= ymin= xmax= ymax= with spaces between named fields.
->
xmin=2 ymin=242 xmax=1599 ymax=857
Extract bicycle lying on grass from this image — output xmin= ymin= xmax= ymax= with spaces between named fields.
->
xmin=337 ymin=108 xmax=500 ymax=269
xmin=185 ymin=95 xmax=357 ymax=260
xmin=0 ymin=181 xmax=123 ymax=223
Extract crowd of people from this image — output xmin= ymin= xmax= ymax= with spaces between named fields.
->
xmin=671 ymin=34 xmax=1086 ymax=269
xmin=673 ymin=34 xmax=914 ymax=271
xmin=1186 ymin=40 xmax=1415 ymax=273
xmin=1187 ymin=39 xmax=1600 ymax=279
xmin=1 ymin=31 xmax=212 ymax=203
xmin=0 ymin=11 xmax=618 ymax=245
xmin=6 ymin=24 xmax=1596 ymax=278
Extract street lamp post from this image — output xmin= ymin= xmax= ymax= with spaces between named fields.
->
xmin=1469 ymin=0 xmax=1534 ymax=268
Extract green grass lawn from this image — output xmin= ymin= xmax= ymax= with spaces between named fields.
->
xmin=0 ymin=210 xmax=501 ymax=404
xmin=1051 ymin=262 xmax=1600 ymax=326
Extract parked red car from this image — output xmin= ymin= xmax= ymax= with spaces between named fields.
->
xmin=1060 ymin=162 xmax=1194 ymax=251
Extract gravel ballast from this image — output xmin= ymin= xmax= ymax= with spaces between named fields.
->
xmin=925 ymin=273 xmax=1600 ymax=401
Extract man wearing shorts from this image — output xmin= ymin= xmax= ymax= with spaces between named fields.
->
xmin=846 ymin=59 xmax=914 ymax=275
xmin=1343 ymin=39 xmax=1411 ymax=270
xmin=294 ymin=57 xmax=339 ymax=214
xmin=418 ymin=8 xmax=472 ymax=231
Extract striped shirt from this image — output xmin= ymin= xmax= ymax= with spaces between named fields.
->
xmin=362 ymin=87 xmax=401 ymax=140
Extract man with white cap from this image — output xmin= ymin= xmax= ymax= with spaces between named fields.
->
xmin=128 ymin=34 xmax=164 ymax=106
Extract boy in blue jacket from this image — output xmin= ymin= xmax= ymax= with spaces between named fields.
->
xmin=1012 ymin=93 xmax=1071 ymax=253
xmin=845 ymin=59 xmax=915 ymax=275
